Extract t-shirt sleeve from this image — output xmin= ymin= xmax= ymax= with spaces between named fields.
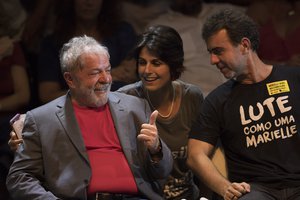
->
xmin=189 ymin=98 xmax=221 ymax=146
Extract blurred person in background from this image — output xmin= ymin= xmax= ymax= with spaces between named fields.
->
xmin=246 ymin=0 xmax=300 ymax=67
xmin=0 ymin=2 xmax=30 ymax=198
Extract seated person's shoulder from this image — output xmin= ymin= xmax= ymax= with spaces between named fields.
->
xmin=179 ymin=81 xmax=204 ymax=98
xmin=111 ymin=90 xmax=145 ymax=102
xmin=117 ymin=82 xmax=143 ymax=96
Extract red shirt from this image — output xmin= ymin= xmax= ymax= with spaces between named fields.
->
xmin=73 ymin=102 xmax=138 ymax=194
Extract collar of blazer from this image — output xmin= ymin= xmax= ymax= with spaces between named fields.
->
xmin=55 ymin=92 xmax=133 ymax=164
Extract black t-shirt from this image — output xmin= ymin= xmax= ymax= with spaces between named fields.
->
xmin=190 ymin=65 xmax=300 ymax=189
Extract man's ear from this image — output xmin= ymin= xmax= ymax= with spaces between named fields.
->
xmin=64 ymin=72 xmax=74 ymax=88
xmin=240 ymin=37 xmax=251 ymax=54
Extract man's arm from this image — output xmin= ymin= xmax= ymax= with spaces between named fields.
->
xmin=6 ymin=112 xmax=58 ymax=199
xmin=187 ymin=139 xmax=250 ymax=200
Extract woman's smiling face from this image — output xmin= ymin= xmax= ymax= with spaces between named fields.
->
xmin=138 ymin=47 xmax=171 ymax=91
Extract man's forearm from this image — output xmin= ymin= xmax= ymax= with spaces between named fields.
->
xmin=187 ymin=152 xmax=231 ymax=197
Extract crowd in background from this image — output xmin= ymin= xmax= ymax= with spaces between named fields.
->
xmin=1 ymin=0 xmax=300 ymax=199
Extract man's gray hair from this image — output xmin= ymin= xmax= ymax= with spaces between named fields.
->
xmin=60 ymin=35 xmax=110 ymax=73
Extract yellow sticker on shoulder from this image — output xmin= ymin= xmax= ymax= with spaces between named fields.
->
xmin=266 ymin=80 xmax=290 ymax=95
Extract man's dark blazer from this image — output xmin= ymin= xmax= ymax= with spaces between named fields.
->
xmin=6 ymin=92 xmax=173 ymax=200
